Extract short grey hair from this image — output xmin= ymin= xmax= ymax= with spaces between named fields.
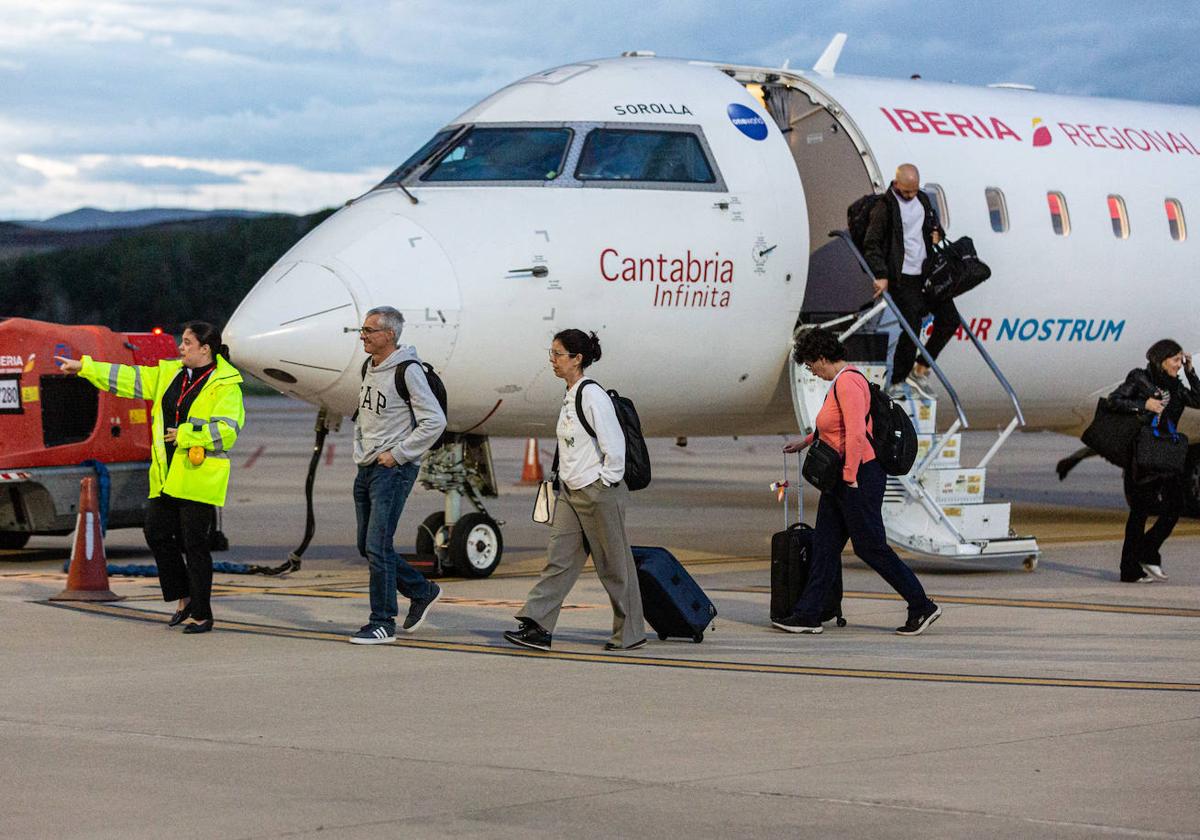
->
xmin=366 ymin=306 xmax=405 ymax=346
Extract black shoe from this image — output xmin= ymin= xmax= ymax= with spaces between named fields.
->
xmin=604 ymin=638 xmax=648 ymax=651
xmin=167 ymin=604 xmax=193 ymax=627
xmin=896 ymin=605 xmax=942 ymax=636
xmin=402 ymin=582 xmax=442 ymax=633
xmin=348 ymin=623 xmax=395 ymax=644
xmin=771 ymin=615 xmax=823 ymax=634
xmin=182 ymin=619 xmax=213 ymax=635
xmin=503 ymin=623 xmax=551 ymax=651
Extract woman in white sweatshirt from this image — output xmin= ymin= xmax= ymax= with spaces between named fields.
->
xmin=504 ymin=329 xmax=646 ymax=652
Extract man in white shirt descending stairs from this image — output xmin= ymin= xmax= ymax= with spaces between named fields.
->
xmin=863 ymin=163 xmax=955 ymax=395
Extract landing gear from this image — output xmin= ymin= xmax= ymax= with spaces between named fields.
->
xmin=416 ymin=435 xmax=504 ymax=578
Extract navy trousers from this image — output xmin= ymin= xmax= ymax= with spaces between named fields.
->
xmin=791 ymin=460 xmax=934 ymax=624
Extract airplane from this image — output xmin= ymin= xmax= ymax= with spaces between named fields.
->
xmin=223 ymin=39 xmax=1200 ymax=577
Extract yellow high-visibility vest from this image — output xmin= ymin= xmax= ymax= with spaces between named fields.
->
xmin=79 ymin=355 xmax=245 ymax=506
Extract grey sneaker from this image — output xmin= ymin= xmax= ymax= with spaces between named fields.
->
xmin=349 ymin=623 xmax=395 ymax=645
xmin=402 ymin=582 xmax=442 ymax=633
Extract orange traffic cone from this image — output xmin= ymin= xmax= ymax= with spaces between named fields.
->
xmin=519 ymin=437 xmax=544 ymax=484
xmin=50 ymin=476 xmax=122 ymax=602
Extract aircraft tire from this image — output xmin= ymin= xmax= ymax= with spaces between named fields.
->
xmin=0 ymin=531 xmax=31 ymax=550
xmin=416 ymin=512 xmax=446 ymax=558
xmin=448 ymin=513 xmax=502 ymax=578
xmin=1185 ymin=445 xmax=1200 ymax=518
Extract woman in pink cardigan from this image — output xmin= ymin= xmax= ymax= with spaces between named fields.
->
xmin=776 ymin=327 xmax=941 ymax=636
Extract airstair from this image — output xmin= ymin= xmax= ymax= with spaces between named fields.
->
xmin=790 ymin=232 xmax=1040 ymax=570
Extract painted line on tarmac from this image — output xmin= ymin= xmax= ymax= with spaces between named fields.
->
xmin=211 ymin=581 xmax=1200 ymax=619
xmin=41 ymin=601 xmax=1200 ymax=693
xmin=201 ymin=584 xmax=600 ymax=610
xmin=717 ymin=586 xmax=1200 ymax=618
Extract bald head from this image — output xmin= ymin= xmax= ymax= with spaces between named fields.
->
xmin=895 ymin=164 xmax=920 ymax=189
xmin=892 ymin=163 xmax=921 ymax=201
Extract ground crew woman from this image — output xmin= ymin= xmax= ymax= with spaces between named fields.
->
xmin=55 ymin=322 xmax=244 ymax=634
xmin=776 ymin=327 xmax=941 ymax=636
xmin=504 ymin=329 xmax=646 ymax=652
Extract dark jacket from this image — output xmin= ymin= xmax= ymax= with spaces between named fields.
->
xmin=862 ymin=187 xmax=944 ymax=282
xmin=1105 ymin=364 xmax=1200 ymax=428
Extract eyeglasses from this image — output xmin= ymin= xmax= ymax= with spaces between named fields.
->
xmin=358 ymin=326 xmax=390 ymax=336
xmin=548 ymin=349 xmax=576 ymax=359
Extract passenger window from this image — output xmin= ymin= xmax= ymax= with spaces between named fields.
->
xmin=576 ymin=129 xmax=715 ymax=183
xmin=1047 ymin=191 xmax=1071 ymax=236
xmin=422 ymin=127 xmax=572 ymax=182
xmin=984 ymin=188 xmax=1008 ymax=232
xmin=921 ymin=183 xmax=949 ymax=230
xmin=1107 ymin=195 xmax=1130 ymax=239
xmin=1165 ymin=198 xmax=1187 ymax=241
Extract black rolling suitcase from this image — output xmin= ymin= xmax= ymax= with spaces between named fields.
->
xmin=770 ymin=453 xmax=846 ymax=626
xmin=631 ymin=545 xmax=717 ymax=643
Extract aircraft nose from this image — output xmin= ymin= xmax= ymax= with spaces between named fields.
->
xmin=224 ymin=260 xmax=360 ymax=398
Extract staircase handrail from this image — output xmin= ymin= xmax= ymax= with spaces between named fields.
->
xmin=829 ymin=230 xmax=968 ymax=428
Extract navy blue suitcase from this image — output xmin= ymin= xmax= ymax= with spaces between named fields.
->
xmin=631 ymin=546 xmax=717 ymax=643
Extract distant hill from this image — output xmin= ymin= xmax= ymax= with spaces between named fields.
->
xmin=0 ymin=209 xmax=336 ymax=330
xmin=19 ymin=206 xmax=273 ymax=231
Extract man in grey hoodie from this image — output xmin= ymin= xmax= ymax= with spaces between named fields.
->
xmin=349 ymin=306 xmax=448 ymax=644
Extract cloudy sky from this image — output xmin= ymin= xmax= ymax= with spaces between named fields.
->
xmin=2 ymin=0 xmax=1196 ymax=221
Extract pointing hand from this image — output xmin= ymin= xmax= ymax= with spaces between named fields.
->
xmin=54 ymin=356 xmax=81 ymax=374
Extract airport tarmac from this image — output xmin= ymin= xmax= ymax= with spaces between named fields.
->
xmin=3 ymin=396 xmax=1199 ymax=839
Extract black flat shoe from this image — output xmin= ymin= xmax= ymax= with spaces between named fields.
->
xmin=182 ymin=619 xmax=213 ymax=634
xmin=167 ymin=605 xmax=193 ymax=627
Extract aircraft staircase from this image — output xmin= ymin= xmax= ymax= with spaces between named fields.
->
xmin=791 ymin=232 xmax=1040 ymax=570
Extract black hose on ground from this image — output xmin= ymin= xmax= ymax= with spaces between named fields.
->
xmin=280 ymin=408 xmax=331 ymax=575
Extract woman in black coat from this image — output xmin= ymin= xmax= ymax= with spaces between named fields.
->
xmin=1105 ymin=339 xmax=1199 ymax=583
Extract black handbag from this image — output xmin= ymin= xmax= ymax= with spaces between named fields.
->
xmin=1080 ymin=398 xmax=1141 ymax=469
xmin=924 ymin=236 xmax=991 ymax=306
xmin=802 ymin=437 xmax=843 ymax=493
xmin=1133 ymin=415 xmax=1189 ymax=479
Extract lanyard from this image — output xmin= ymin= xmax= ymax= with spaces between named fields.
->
xmin=174 ymin=366 xmax=214 ymax=427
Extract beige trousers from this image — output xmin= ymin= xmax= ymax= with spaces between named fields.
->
xmin=517 ymin=480 xmax=645 ymax=646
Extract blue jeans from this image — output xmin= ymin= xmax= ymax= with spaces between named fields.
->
xmin=792 ymin=460 xmax=935 ymax=624
xmin=353 ymin=461 xmax=432 ymax=629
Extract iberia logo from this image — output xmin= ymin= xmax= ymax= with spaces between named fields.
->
xmin=1032 ymin=117 xmax=1052 ymax=147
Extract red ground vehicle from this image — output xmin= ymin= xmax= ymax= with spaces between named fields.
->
xmin=0 ymin=317 xmax=178 ymax=548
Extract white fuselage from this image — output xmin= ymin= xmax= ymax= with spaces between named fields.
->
xmin=224 ymin=56 xmax=1200 ymax=438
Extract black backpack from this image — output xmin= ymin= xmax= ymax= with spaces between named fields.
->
xmin=572 ymin=380 xmax=652 ymax=491
xmin=355 ymin=357 xmax=450 ymax=451
xmin=832 ymin=370 xmax=917 ymax=476
xmin=846 ymin=193 xmax=882 ymax=252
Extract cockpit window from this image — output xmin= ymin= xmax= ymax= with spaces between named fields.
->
xmin=421 ymin=127 xmax=572 ymax=182
xmin=380 ymin=128 xmax=459 ymax=184
xmin=575 ymin=129 xmax=715 ymax=183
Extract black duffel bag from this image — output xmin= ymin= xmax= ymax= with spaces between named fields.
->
xmin=1080 ymin=398 xmax=1142 ymax=469
xmin=1133 ymin=415 xmax=1189 ymax=480
xmin=802 ymin=437 xmax=843 ymax=494
xmin=924 ymin=236 xmax=991 ymax=306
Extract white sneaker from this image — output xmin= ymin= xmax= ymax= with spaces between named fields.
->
xmin=1134 ymin=574 xmax=1156 ymax=584
xmin=1140 ymin=563 xmax=1168 ymax=581
xmin=905 ymin=374 xmax=933 ymax=398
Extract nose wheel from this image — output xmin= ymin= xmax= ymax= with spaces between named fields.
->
xmin=448 ymin=513 xmax=503 ymax=578
xmin=415 ymin=511 xmax=503 ymax=578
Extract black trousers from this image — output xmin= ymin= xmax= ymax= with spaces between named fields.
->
xmin=791 ymin=461 xmax=935 ymax=624
xmin=144 ymin=494 xmax=215 ymax=620
xmin=1120 ymin=474 xmax=1182 ymax=581
xmin=890 ymin=273 xmax=961 ymax=385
